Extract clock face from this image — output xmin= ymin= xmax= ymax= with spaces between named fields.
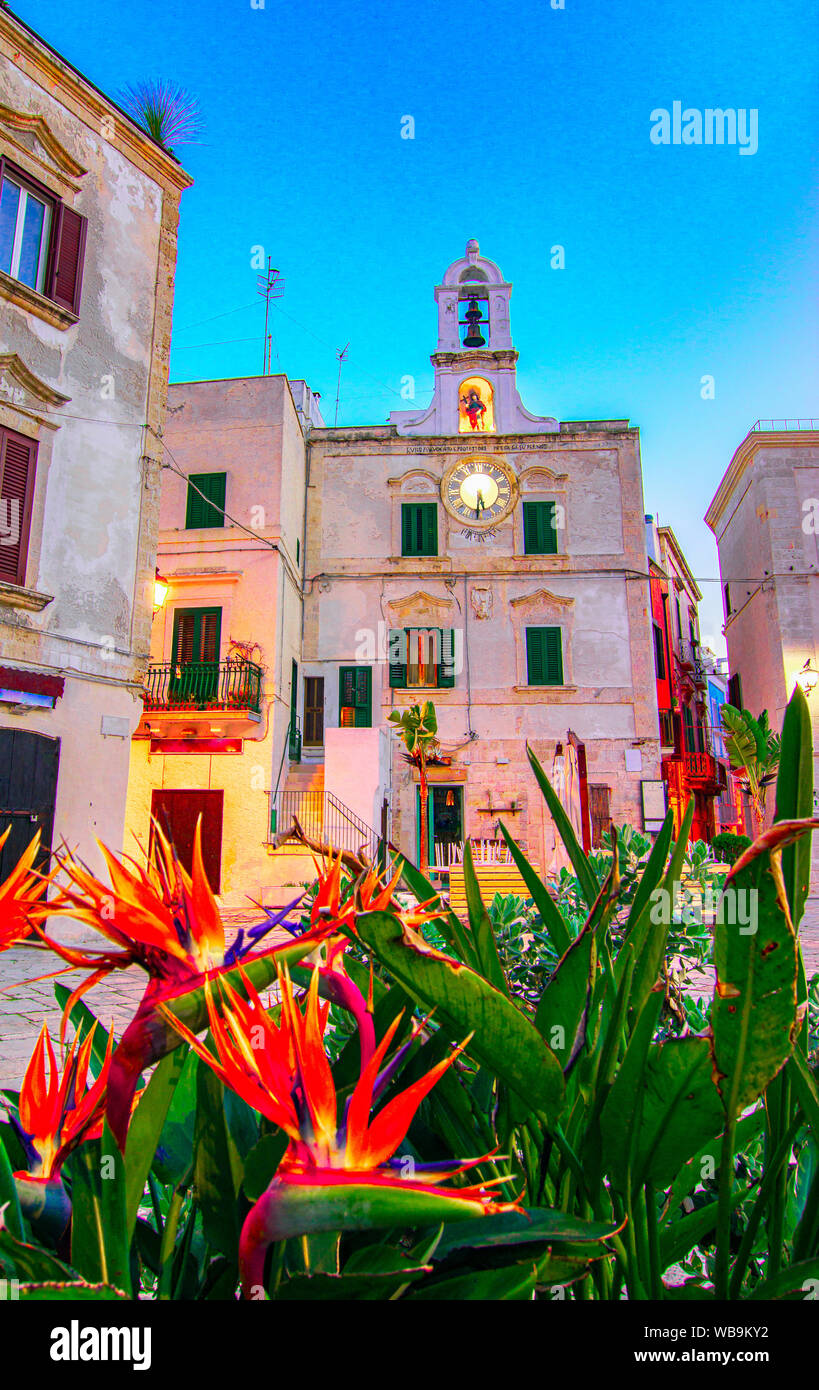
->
xmin=441 ymin=456 xmax=517 ymax=526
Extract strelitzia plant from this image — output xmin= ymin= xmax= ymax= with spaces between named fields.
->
xmin=0 ymin=828 xmax=50 ymax=951
xmin=19 ymin=822 xmax=327 ymax=1147
xmin=163 ymin=966 xmax=519 ymax=1298
xmin=3 ymin=1022 xmax=112 ymax=1241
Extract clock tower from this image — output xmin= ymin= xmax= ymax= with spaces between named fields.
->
xmin=389 ymin=239 xmax=559 ymax=437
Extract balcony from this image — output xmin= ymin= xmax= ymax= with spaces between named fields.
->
xmin=143 ymin=659 xmax=263 ymax=719
xmin=682 ymin=750 xmax=726 ymax=793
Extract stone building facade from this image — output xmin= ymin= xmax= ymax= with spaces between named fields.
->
xmin=0 ymin=8 xmax=190 ymax=881
xmin=705 ymin=423 xmax=819 ymax=876
xmin=125 ymin=242 xmax=666 ymax=899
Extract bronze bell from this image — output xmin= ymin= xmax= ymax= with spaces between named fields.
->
xmin=462 ymin=297 xmax=486 ymax=348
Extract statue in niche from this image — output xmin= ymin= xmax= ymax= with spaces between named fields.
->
xmin=458 ymin=375 xmax=494 ymax=433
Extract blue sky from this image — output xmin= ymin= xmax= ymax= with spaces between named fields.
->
xmin=16 ymin=0 xmax=819 ymax=650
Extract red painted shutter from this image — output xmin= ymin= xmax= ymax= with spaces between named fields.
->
xmin=48 ymin=204 xmax=88 ymax=313
xmin=0 ymin=430 xmax=37 ymax=586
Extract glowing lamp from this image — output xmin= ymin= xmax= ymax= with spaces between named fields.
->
xmin=796 ymin=660 xmax=818 ymax=696
xmin=153 ymin=571 xmax=169 ymax=613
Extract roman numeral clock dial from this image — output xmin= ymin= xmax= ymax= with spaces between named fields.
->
xmin=441 ymin=456 xmax=518 ymax=529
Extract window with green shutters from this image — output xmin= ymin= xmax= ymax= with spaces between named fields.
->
xmin=339 ymin=666 xmax=372 ymax=726
xmin=388 ymin=629 xmax=456 ymax=688
xmin=523 ymin=500 xmax=558 ymax=555
xmin=526 ymin=627 xmax=564 ymax=686
xmin=185 ymin=472 xmax=226 ymax=529
xmin=401 ymin=503 xmax=438 ymax=557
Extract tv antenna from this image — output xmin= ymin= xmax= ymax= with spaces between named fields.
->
xmin=256 ymin=259 xmax=285 ymax=374
xmin=334 ymin=343 xmax=349 ymax=426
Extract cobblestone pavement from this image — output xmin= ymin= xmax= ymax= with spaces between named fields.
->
xmin=2 ymin=900 xmax=819 ymax=1092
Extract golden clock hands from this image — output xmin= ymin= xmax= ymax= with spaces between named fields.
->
xmin=475 ymin=489 xmax=485 ymax=519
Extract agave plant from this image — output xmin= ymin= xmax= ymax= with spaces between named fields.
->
xmin=119 ymin=79 xmax=204 ymax=153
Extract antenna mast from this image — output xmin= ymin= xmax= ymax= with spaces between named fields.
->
xmin=256 ymin=259 xmax=285 ymax=374
xmin=334 ymin=343 xmax=349 ymax=426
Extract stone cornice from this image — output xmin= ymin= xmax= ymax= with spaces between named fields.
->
xmin=0 ymin=10 xmax=193 ymax=195
xmin=705 ymin=429 xmax=819 ymax=534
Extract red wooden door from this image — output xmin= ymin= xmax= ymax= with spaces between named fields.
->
xmin=150 ymin=789 xmax=224 ymax=894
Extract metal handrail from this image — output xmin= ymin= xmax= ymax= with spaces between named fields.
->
xmin=750 ymin=419 xmax=819 ymax=433
xmin=143 ymin=659 xmax=262 ymax=713
xmin=268 ymin=789 xmax=380 ymax=859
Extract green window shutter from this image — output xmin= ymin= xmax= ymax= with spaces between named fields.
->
xmin=339 ymin=666 xmax=372 ymax=727
xmin=172 ymin=607 xmax=222 ymax=665
xmin=401 ymin=503 xmax=438 ymax=556
xmin=186 ymin=472 xmax=226 ymax=529
xmin=527 ymin=627 xmax=563 ymax=686
xmin=422 ymin=504 xmax=438 ymax=556
xmin=388 ymin=629 xmax=407 ymax=688
xmin=438 ymin=628 xmax=456 ymax=687
xmin=523 ymin=500 xmax=557 ymax=555
xmin=683 ymin=704 xmax=695 ymax=753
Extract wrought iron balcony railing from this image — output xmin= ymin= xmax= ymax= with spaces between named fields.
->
xmin=143 ymin=659 xmax=263 ymax=714
xmin=682 ymin=750 xmax=726 ymax=791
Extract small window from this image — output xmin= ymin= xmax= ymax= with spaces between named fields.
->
xmin=401 ymin=502 xmax=437 ymax=557
xmin=728 ymin=673 xmax=743 ymax=709
xmin=659 ymin=710 xmax=675 ymax=746
xmin=186 ymin=473 xmax=226 ymax=529
xmin=652 ymin=622 xmax=666 ymax=680
xmin=682 ymin=704 xmax=696 ymax=753
xmin=339 ymin=666 xmax=372 ymax=727
xmin=724 ymin=582 xmax=732 ymax=617
xmin=389 ymin=628 xmax=456 ymax=689
xmin=523 ymin=500 xmax=558 ymax=555
xmin=526 ymin=627 xmax=564 ymax=686
xmin=0 ymin=160 xmax=87 ymax=314
xmin=0 ymin=173 xmax=52 ymax=292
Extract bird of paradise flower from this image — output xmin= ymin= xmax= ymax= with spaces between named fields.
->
xmin=161 ymin=966 xmax=520 ymax=1298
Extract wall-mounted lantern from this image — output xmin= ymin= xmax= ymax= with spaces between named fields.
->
xmin=153 ymin=571 xmax=169 ymax=614
xmin=796 ymin=659 xmax=819 ymax=697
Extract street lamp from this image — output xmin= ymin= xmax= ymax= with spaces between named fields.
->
xmin=796 ymin=659 xmax=818 ymax=697
xmin=153 ymin=571 xmax=169 ymax=614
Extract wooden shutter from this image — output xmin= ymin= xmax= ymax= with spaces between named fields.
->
xmin=523 ymin=501 xmax=557 ymax=555
xmin=200 ymin=611 xmax=220 ymax=663
xmin=186 ymin=473 xmax=226 ymax=529
xmin=388 ymin=629 xmax=407 ymax=688
xmin=526 ymin=627 xmax=563 ymax=685
xmin=422 ymin=504 xmax=438 ymax=556
xmin=47 ymin=203 xmax=87 ymax=313
xmin=173 ymin=612 xmax=195 ymax=665
xmin=0 ymin=429 xmax=37 ymax=586
xmin=438 ymin=629 xmax=456 ymax=687
xmin=339 ymin=667 xmax=372 ymax=727
xmin=401 ymin=503 xmax=437 ymax=556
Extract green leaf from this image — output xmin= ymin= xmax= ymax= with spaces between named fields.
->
xmin=193 ymin=1056 xmax=240 ymax=1262
xmin=462 ymin=840 xmax=509 ymax=996
xmin=599 ymin=992 xmax=664 ymax=1194
xmin=788 ymin=1046 xmax=819 ymax=1139
xmin=534 ymin=925 xmax=595 ymax=1067
xmin=499 ymin=820 xmax=572 ymax=956
xmin=392 ymin=851 xmax=476 ymax=964
xmin=624 ymin=797 xmax=695 ymax=1027
xmin=774 ymin=686 xmax=814 ymax=930
xmin=125 ymin=1044 xmax=187 ymax=1238
xmin=99 ymin=1120 xmax=132 ymax=1297
xmin=243 ymin=1132 xmax=288 ymax=1203
xmin=710 ymin=822 xmax=808 ymax=1116
xmin=354 ymin=910 xmax=565 ymax=1124
xmin=430 ymin=1207 xmax=620 ymax=1259
xmin=406 ymin=1262 xmax=536 ymax=1299
xmin=526 ymin=744 xmax=599 ymax=907
xmin=661 ymin=1108 xmax=765 ymax=1220
xmin=53 ymin=984 xmax=111 ymax=1072
xmin=0 ymin=1228 xmax=77 ymax=1283
xmin=746 ymin=1257 xmax=819 ymax=1300
xmin=152 ymin=1047 xmax=198 ymax=1185
xmin=0 ymin=1132 xmax=24 ymax=1240
xmin=626 ymin=1037 xmax=726 ymax=1191
xmin=659 ymin=1199 xmax=724 ymax=1271
xmin=19 ymin=1281 xmax=131 ymax=1301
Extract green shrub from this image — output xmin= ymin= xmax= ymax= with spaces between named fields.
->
xmin=711 ymin=831 xmax=752 ymax=866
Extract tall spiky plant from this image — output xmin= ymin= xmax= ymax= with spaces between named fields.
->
xmin=720 ymin=704 xmax=781 ymax=835
xmin=119 ymin=80 xmax=203 ymax=153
